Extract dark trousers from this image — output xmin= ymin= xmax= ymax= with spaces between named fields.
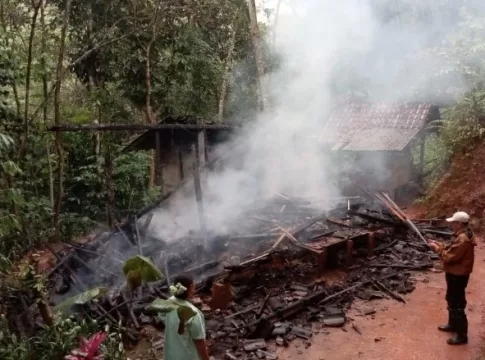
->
xmin=445 ymin=273 xmax=470 ymax=335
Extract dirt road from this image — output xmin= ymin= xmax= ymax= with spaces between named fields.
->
xmin=276 ymin=242 xmax=485 ymax=360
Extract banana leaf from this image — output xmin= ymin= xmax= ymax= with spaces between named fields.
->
xmin=147 ymin=298 xmax=197 ymax=323
xmin=122 ymin=255 xmax=164 ymax=290
xmin=54 ymin=287 xmax=109 ymax=315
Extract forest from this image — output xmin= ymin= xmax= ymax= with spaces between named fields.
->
xmin=1 ymin=0 xmax=485 ymax=359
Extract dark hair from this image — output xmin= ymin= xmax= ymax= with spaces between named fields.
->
xmin=172 ymin=274 xmax=194 ymax=300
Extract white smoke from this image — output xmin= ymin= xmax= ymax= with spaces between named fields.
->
xmin=144 ymin=0 xmax=485 ymax=242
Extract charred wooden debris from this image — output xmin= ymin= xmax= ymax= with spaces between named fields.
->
xmin=15 ymin=191 xmax=452 ymax=358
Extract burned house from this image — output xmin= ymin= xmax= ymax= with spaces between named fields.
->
xmin=124 ymin=104 xmax=440 ymax=203
xmin=321 ymin=101 xmax=440 ymax=200
xmin=124 ymin=116 xmax=234 ymax=193
xmin=41 ymin=111 xmax=448 ymax=358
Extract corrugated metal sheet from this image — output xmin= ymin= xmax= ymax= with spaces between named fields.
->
xmin=328 ymin=102 xmax=432 ymax=131
xmin=330 ymin=128 xmax=420 ymax=151
xmin=323 ymin=101 xmax=436 ymax=151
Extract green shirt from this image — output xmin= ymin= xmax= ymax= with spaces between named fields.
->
xmin=160 ymin=296 xmax=206 ymax=360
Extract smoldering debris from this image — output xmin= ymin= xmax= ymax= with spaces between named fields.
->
xmin=6 ymin=192 xmax=449 ymax=358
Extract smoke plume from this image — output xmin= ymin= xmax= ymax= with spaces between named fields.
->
xmin=143 ymin=0 xmax=484 ymax=242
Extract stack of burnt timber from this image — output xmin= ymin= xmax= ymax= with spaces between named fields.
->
xmin=28 ymin=192 xmax=451 ymax=359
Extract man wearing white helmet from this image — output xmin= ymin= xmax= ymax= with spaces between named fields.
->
xmin=429 ymin=211 xmax=476 ymax=345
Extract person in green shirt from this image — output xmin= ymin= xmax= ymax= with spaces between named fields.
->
xmin=161 ymin=275 xmax=210 ymax=360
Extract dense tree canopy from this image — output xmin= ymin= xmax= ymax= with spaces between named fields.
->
xmin=0 ymin=0 xmax=484 ymax=270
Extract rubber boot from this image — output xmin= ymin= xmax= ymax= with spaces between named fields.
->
xmin=438 ymin=310 xmax=454 ymax=332
xmin=447 ymin=310 xmax=468 ymax=345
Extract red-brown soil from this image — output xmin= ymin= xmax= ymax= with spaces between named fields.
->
xmin=277 ymin=239 xmax=485 ymax=360
xmin=425 ymin=140 xmax=485 ymax=227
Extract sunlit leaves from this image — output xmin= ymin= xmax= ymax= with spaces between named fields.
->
xmin=0 ymin=133 xmax=14 ymax=153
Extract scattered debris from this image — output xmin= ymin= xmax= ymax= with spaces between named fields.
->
xmin=291 ymin=326 xmax=313 ymax=340
xmin=6 ymin=193 xmax=449 ymax=358
xmin=243 ymin=339 xmax=267 ymax=352
xmin=322 ymin=308 xmax=346 ymax=327
xmin=351 ymin=323 xmax=362 ymax=335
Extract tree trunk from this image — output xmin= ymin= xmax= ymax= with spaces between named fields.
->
xmin=53 ymin=0 xmax=73 ymax=238
xmin=12 ymin=83 xmax=22 ymax=119
xmin=37 ymin=299 xmax=53 ymax=326
xmin=86 ymin=0 xmax=103 ymax=177
xmin=247 ymin=0 xmax=266 ymax=111
xmin=93 ymin=118 xmax=102 ymax=177
xmin=31 ymin=263 xmax=53 ymax=326
xmin=19 ymin=0 xmax=41 ymax=159
xmin=144 ymin=39 xmax=158 ymax=190
xmin=46 ymin=141 xmax=54 ymax=209
xmin=144 ymin=2 xmax=163 ymax=190
xmin=218 ymin=25 xmax=237 ymax=122
xmin=41 ymin=0 xmax=54 ymax=211
xmin=273 ymin=0 xmax=283 ymax=47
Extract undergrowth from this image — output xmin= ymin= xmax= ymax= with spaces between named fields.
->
xmin=0 ymin=316 xmax=125 ymax=360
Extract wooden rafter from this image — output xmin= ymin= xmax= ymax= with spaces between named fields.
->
xmin=47 ymin=123 xmax=235 ymax=132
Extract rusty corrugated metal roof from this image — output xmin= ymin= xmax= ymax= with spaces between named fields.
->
xmin=330 ymin=128 xmax=421 ymax=151
xmin=323 ymin=101 xmax=439 ymax=151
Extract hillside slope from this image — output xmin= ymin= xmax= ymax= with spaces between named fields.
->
xmin=424 ymin=140 xmax=485 ymax=225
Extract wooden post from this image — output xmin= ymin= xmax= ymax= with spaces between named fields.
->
xmin=197 ymin=131 xmax=206 ymax=167
xmin=418 ymin=134 xmax=426 ymax=185
xmin=346 ymin=239 xmax=354 ymax=267
xmin=105 ymin=145 xmax=115 ymax=228
xmin=193 ymin=143 xmax=207 ymax=242
xmin=203 ymin=130 xmax=210 ymax=164
xmin=315 ymin=249 xmax=328 ymax=276
xmin=197 ymin=130 xmax=208 ymax=188
xmin=178 ymin=149 xmax=185 ymax=180
xmin=134 ymin=215 xmax=143 ymax=256
xmin=368 ymin=232 xmax=376 ymax=257
xmin=155 ymin=130 xmax=163 ymax=193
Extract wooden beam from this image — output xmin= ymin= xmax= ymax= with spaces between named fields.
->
xmin=47 ymin=123 xmax=234 ymax=132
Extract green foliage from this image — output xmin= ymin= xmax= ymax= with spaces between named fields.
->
xmin=61 ymin=132 xmax=155 ymax=236
xmin=113 ymin=151 xmax=154 ymax=211
xmin=0 ymin=0 xmax=261 ymax=264
xmin=439 ymin=90 xmax=485 ymax=153
xmin=0 ymin=0 xmax=258 ymax=356
xmin=0 ymin=134 xmax=25 ymax=255
xmin=147 ymin=298 xmax=197 ymax=323
xmin=0 ymin=316 xmax=124 ymax=360
xmin=19 ymin=262 xmax=47 ymax=293
xmin=123 ymin=255 xmax=164 ymax=291
xmin=0 ymin=133 xmax=14 ymax=152
xmin=62 ymin=132 xmax=106 ymax=234
xmin=54 ymin=287 xmax=109 ymax=316
xmin=0 ymin=136 xmax=52 ymax=258
xmin=413 ymin=87 xmax=485 ymax=191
